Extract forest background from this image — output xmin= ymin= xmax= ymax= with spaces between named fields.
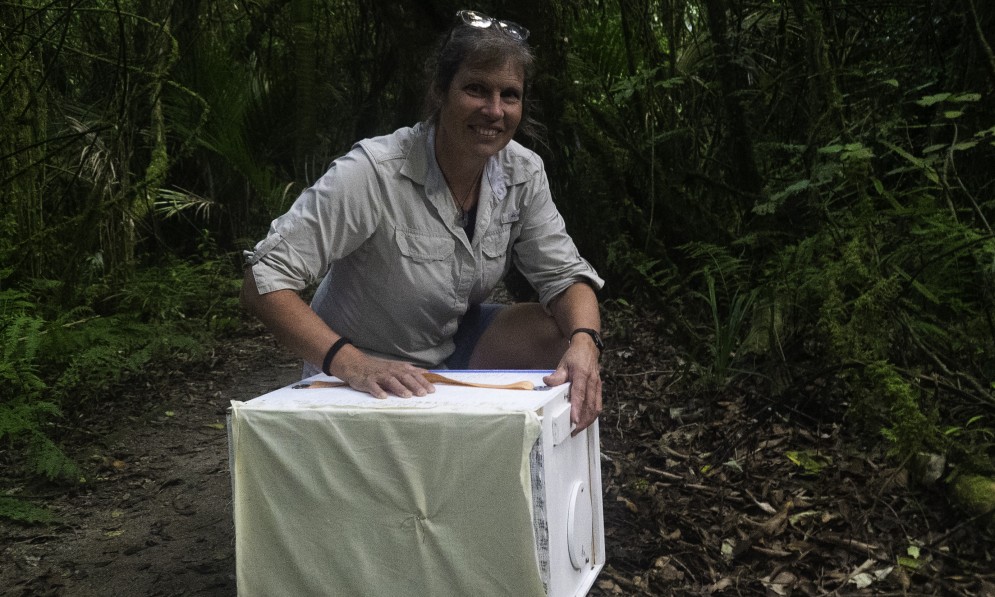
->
xmin=2 ymin=0 xmax=994 ymax=527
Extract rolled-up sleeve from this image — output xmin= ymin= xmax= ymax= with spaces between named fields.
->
xmin=511 ymin=166 xmax=604 ymax=308
xmin=244 ymin=149 xmax=383 ymax=295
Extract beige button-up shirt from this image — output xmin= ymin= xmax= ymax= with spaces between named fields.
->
xmin=245 ymin=122 xmax=603 ymax=368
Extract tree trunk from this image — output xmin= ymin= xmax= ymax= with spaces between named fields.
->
xmin=963 ymin=0 xmax=995 ymax=86
xmin=505 ymin=0 xmax=572 ymax=163
xmin=789 ymin=0 xmax=844 ymax=142
xmin=1 ymin=5 xmax=47 ymax=280
xmin=293 ymin=0 xmax=317 ymax=164
xmin=702 ymin=0 xmax=764 ymax=198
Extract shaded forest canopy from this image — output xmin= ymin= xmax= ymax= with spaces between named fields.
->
xmin=1 ymin=0 xmax=994 ymax=523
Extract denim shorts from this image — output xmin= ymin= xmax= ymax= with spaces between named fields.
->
xmin=443 ymin=304 xmax=505 ymax=369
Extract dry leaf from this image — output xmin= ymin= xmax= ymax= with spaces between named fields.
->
xmin=762 ymin=570 xmax=797 ymax=596
xmin=706 ymin=577 xmax=734 ymax=593
xmin=616 ymin=495 xmax=639 ymax=513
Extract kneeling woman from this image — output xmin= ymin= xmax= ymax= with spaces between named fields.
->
xmin=241 ymin=10 xmax=604 ymax=432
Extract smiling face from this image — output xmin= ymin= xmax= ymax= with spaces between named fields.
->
xmin=435 ymin=59 xmax=525 ymax=169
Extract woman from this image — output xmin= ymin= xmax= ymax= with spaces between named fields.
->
xmin=241 ymin=10 xmax=604 ymax=433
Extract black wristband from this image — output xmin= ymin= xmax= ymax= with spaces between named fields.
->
xmin=321 ymin=337 xmax=353 ymax=376
xmin=570 ymin=328 xmax=604 ymax=355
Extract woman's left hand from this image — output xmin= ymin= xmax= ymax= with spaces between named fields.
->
xmin=542 ymin=335 xmax=602 ymax=435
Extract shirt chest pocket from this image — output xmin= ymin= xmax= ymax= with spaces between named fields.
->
xmin=395 ymin=230 xmax=456 ymax=263
xmin=480 ymin=227 xmax=512 ymax=288
xmin=391 ymin=230 xmax=458 ymax=308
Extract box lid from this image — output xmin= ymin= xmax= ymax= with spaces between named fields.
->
xmin=232 ymin=370 xmax=568 ymax=414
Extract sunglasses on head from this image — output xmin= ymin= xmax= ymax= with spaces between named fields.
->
xmin=457 ymin=9 xmax=529 ymax=42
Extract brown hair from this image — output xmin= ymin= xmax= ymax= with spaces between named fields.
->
xmin=423 ymin=19 xmax=543 ymax=140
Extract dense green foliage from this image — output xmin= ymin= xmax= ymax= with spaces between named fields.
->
xmin=0 ymin=262 xmax=239 ymax=497
xmin=2 ymin=0 xmax=993 ymax=519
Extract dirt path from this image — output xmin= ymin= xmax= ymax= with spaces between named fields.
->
xmin=2 ymin=317 xmax=993 ymax=596
xmin=2 ymin=328 xmax=300 ymax=597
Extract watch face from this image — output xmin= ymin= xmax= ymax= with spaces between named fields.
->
xmin=592 ymin=332 xmax=604 ymax=352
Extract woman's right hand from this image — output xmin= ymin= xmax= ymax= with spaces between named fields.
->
xmin=331 ymin=345 xmax=436 ymax=399
xmin=242 ymin=271 xmax=436 ymax=400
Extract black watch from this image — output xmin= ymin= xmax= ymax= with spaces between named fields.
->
xmin=570 ymin=328 xmax=604 ymax=355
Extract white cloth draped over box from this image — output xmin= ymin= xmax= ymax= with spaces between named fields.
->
xmin=227 ymin=370 xmax=604 ymax=597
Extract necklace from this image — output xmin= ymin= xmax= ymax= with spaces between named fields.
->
xmin=442 ymin=165 xmax=484 ymax=228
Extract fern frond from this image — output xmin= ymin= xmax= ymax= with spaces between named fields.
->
xmin=27 ymin=432 xmax=79 ymax=481
xmin=2 ymin=313 xmax=43 ymax=365
xmin=0 ymin=400 xmax=60 ymax=440
xmin=1 ymin=312 xmax=47 ymax=398
xmin=0 ymin=496 xmax=54 ymax=524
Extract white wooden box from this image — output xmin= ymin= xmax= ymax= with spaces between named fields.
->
xmin=227 ymin=370 xmax=604 ymax=596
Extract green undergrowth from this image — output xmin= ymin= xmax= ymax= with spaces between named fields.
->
xmin=669 ymin=105 xmax=995 ymax=509
xmin=0 ymin=258 xmax=241 ymax=523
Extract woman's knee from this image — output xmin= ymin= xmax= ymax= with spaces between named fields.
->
xmin=469 ymin=304 xmax=566 ymax=369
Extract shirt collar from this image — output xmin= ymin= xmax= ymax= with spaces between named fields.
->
xmin=407 ymin=122 xmax=509 ymax=204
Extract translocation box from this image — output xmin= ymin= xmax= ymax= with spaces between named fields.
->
xmin=227 ymin=370 xmax=605 ymax=596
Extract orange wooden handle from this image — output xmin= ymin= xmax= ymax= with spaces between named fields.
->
xmin=422 ymin=372 xmax=535 ymax=390
xmin=295 ymin=373 xmax=535 ymax=391
xmin=295 ymin=380 xmax=348 ymax=389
